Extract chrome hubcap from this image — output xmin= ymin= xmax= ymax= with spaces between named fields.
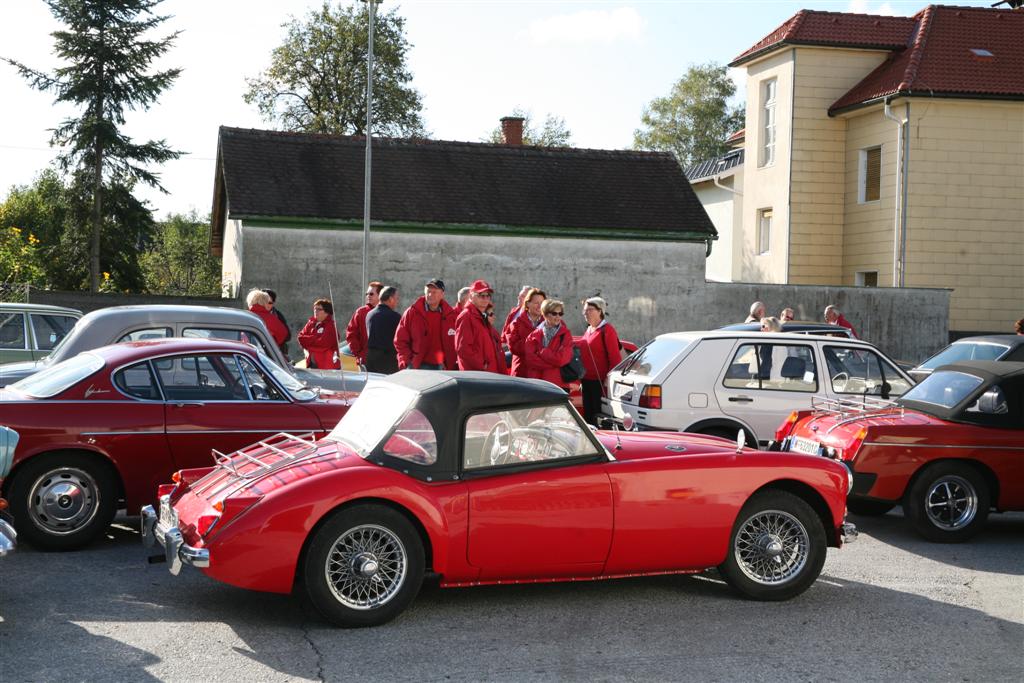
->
xmin=28 ymin=467 xmax=100 ymax=536
xmin=326 ymin=524 xmax=407 ymax=610
xmin=735 ymin=510 xmax=810 ymax=586
xmin=925 ymin=475 xmax=978 ymax=530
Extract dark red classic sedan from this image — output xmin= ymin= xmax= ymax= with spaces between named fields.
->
xmin=774 ymin=361 xmax=1024 ymax=542
xmin=144 ymin=371 xmax=856 ymax=628
xmin=1 ymin=339 xmax=352 ymax=550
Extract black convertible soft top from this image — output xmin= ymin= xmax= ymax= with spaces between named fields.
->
xmin=898 ymin=360 xmax=1024 ymax=423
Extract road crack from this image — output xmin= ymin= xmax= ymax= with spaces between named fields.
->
xmin=301 ymin=621 xmax=325 ymax=682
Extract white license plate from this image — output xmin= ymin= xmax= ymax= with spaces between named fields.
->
xmin=160 ymin=498 xmax=178 ymax=528
xmin=790 ymin=437 xmax=821 ymax=455
xmin=613 ymin=382 xmax=633 ymax=399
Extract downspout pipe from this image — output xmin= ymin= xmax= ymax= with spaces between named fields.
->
xmin=883 ymin=98 xmax=909 ymax=287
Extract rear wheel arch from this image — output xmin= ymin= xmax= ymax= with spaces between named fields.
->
xmin=684 ymin=418 xmax=757 ymax=448
xmin=752 ymin=479 xmax=839 ymax=547
xmin=904 ymin=458 xmax=998 ymax=507
xmin=3 ymin=447 xmax=125 ymax=503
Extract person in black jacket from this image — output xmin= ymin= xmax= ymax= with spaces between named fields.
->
xmin=365 ymin=286 xmax=402 ymax=374
xmin=264 ymin=289 xmax=292 ymax=360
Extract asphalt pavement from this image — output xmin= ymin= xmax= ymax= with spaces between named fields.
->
xmin=1 ymin=510 xmax=1021 ymax=682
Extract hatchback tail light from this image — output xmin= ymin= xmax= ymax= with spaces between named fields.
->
xmin=639 ymin=385 xmax=662 ymax=409
xmin=775 ymin=411 xmax=801 ymax=442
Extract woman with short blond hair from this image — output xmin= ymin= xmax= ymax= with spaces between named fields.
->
xmin=524 ymin=298 xmax=573 ymax=389
xmin=246 ymin=287 xmax=288 ymax=346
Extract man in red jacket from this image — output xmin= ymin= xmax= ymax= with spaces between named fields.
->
xmin=298 ymin=298 xmax=340 ymax=369
xmin=345 ymin=281 xmax=381 ymax=365
xmin=394 ymin=279 xmax=457 ymax=370
xmin=824 ymin=304 xmax=860 ymax=339
xmin=455 ymin=279 xmax=507 ymax=374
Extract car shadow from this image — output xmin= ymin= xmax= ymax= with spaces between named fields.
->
xmin=3 ymin=524 xmax=1022 ymax=681
xmin=849 ymin=509 xmax=1024 ymax=575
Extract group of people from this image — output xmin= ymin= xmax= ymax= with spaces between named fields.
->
xmin=245 ymin=288 xmax=345 ymax=370
xmin=340 ymin=279 xmax=621 ymax=425
xmin=746 ymin=300 xmax=860 ymax=338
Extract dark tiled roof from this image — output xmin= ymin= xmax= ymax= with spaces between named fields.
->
xmin=686 ymin=149 xmax=745 ymax=183
xmin=830 ymin=6 xmax=1024 ymax=113
xmin=211 ymin=127 xmax=715 ymax=247
xmin=730 ymin=9 xmax=917 ymax=66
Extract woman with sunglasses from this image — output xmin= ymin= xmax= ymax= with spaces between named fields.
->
xmin=524 ymin=299 xmax=574 ymax=390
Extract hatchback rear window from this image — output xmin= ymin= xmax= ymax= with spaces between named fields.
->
xmin=10 ymin=352 xmax=104 ymax=398
xmin=614 ymin=338 xmax=691 ymax=377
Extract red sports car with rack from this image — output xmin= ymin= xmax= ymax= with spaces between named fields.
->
xmin=1 ymin=339 xmax=352 ymax=550
xmin=143 ymin=370 xmax=856 ymax=628
xmin=774 ymin=361 xmax=1024 ymax=542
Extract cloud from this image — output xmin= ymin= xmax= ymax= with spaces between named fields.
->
xmin=528 ymin=7 xmax=645 ymax=45
xmin=846 ymin=0 xmax=901 ymax=16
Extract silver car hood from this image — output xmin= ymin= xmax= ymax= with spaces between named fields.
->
xmin=0 ymin=360 xmax=43 ymax=388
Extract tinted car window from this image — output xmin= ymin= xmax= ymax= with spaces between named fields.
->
xmin=114 ymin=361 xmax=161 ymax=400
xmin=155 ymin=354 xmax=248 ymax=401
xmin=900 ymin=370 xmax=984 ymax=408
xmin=30 ymin=314 xmax=77 ymax=351
xmin=615 ymin=338 xmax=690 ymax=377
xmin=464 ymin=404 xmax=599 ymax=470
xmin=0 ymin=313 xmax=27 ymax=350
xmin=117 ymin=328 xmax=172 ymax=343
xmin=723 ymin=343 xmax=817 ymax=392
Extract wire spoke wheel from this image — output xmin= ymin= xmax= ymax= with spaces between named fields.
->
xmin=924 ymin=475 xmax=978 ymax=530
xmin=325 ymin=524 xmax=408 ymax=611
xmin=734 ymin=509 xmax=810 ymax=586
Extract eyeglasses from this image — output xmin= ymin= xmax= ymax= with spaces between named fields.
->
xmin=365 ymin=292 xmax=375 ymax=296
xmin=547 ymin=311 xmax=564 ymax=317
xmin=313 ymin=307 xmax=324 ymax=312
xmin=475 ymin=292 xmax=492 ymax=299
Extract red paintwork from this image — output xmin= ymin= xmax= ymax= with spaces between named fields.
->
xmin=785 ymin=409 xmax=1024 ymax=510
xmin=0 ymin=339 xmax=352 ymax=514
xmin=168 ymin=426 xmax=849 ymax=595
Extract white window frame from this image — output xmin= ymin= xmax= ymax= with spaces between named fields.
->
xmin=757 ymin=208 xmax=772 ymax=255
xmin=858 ymin=146 xmax=882 ymax=203
xmin=760 ymin=79 xmax=777 ymax=168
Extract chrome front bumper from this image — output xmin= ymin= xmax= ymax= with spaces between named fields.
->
xmin=141 ymin=501 xmax=209 ymax=575
xmin=841 ymin=521 xmax=858 ymax=544
xmin=0 ymin=517 xmax=16 ymax=557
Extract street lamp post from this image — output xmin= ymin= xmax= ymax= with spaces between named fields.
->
xmin=361 ymin=0 xmax=378 ymax=298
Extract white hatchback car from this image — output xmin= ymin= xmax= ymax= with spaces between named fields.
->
xmin=602 ymin=331 xmax=914 ymax=446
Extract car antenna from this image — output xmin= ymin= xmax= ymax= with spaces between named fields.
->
xmin=328 ymin=281 xmax=349 ymax=399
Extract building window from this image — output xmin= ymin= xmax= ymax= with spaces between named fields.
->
xmin=859 ymin=146 xmax=881 ymax=203
xmin=757 ymin=209 xmax=772 ymax=255
xmin=856 ymin=271 xmax=878 ymax=287
xmin=760 ymin=79 xmax=777 ymax=168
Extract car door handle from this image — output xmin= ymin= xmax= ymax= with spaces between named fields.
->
xmin=728 ymin=396 xmax=754 ymax=403
xmin=173 ymin=402 xmax=205 ymax=408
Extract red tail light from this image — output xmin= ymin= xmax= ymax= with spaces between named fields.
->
xmin=775 ymin=411 xmax=801 ymax=442
xmin=0 ymin=498 xmax=8 ymax=511
xmin=156 ymin=484 xmax=176 ymax=499
xmin=838 ymin=427 xmax=869 ymax=460
xmin=195 ymin=514 xmax=220 ymax=537
xmin=639 ymin=385 xmax=662 ymax=409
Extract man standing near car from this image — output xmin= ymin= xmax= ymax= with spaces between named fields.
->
xmin=825 ymin=305 xmax=859 ymax=339
xmin=365 ymin=286 xmax=401 ymax=374
xmin=455 ymin=280 xmax=507 ymax=374
xmin=394 ymin=279 xmax=457 ymax=370
xmin=345 ymin=281 xmax=382 ymax=366
xmin=263 ymin=289 xmax=291 ymax=360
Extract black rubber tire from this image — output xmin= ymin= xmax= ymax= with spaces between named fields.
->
xmin=7 ymin=452 xmax=118 ymax=551
xmin=847 ymin=499 xmax=896 ymax=517
xmin=303 ymin=504 xmax=424 ymax=628
xmin=718 ymin=490 xmax=827 ymax=601
xmin=905 ymin=462 xmax=989 ymax=543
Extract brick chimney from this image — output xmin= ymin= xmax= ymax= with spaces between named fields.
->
xmin=500 ymin=116 xmax=525 ymax=145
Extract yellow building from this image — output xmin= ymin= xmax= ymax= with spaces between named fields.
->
xmin=698 ymin=5 xmax=1023 ymax=335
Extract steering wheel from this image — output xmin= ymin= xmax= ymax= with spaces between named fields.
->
xmin=250 ymin=383 xmax=269 ymax=400
xmin=484 ymin=420 xmax=513 ymax=466
xmin=831 ymin=371 xmax=849 ymax=392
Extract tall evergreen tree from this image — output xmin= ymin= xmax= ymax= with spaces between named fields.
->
xmin=4 ymin=0 xmax=182 ymax=291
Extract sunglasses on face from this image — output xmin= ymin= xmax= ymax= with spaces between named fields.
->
xmin=547 ymin=311 xmax=564 ymax=317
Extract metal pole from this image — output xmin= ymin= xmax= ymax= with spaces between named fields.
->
xmin=361 ymin=0 xmax=376 ymax=298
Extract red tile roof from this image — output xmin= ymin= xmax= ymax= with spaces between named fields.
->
xmin=729 ymin=9 xmax=917 ymax=66
xmin=725 ymin=129 xmax=745 ymax=145
xmin=830 ymin=6 xmax=1024 ymax=113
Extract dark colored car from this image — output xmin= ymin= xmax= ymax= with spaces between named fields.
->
xmin=909 ymin=335 xmax=1024 ymax=383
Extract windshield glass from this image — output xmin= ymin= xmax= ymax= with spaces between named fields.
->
xmin=10 ymin=352 xmax=104 ymax=398
xmin=899 ymin=370 xmax=984 ymax=409
xmin=919 ymin=342 xmax=1009 ymax=370
xmin=325 ymin=383 xmax=419 ymax=457
xmin=255 ymin=346 xmax=316 ymax=401
xmin=41 ymin=319 xmax=81 ymax=363
xmin=614 ymin=337 xmax=690 ymax=377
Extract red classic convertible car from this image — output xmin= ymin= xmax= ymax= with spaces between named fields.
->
xmin=1 ymin=339 xmax=352 ymax=550
xmin=143 ymin=371 xmax=856 ymax=628
xmin=774 ymin=361 xmax=1024 ymax=542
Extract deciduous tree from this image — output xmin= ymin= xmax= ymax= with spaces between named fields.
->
xmin=139 ymin=212 xmax=221 ymax=296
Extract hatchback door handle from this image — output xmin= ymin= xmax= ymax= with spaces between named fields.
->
xmin=728 ymin=396 xmax=753 ymax=403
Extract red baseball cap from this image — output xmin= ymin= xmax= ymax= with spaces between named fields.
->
xmin=470 ymin=279 xmax=494 ymax=294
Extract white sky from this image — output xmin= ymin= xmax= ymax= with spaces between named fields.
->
xmin=0 ymin=0 xmax=990 ymax=219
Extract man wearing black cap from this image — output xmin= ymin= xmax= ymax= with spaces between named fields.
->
xmin=394 ymin=278 xmax=458 ymax=370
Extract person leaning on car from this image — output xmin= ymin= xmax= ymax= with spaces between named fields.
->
xmin=365 ymin=286 xmax=401 ymax=374
xmin=345 ymin=280 xmax=382 ymax=366
xmin=394 ymin=279 xmax=457 ymax=370
xmin=455 ymin=279 xmax=508 ymax=374
xmin=524 ymin=299 xmax=574 ymax=390
xmin=247 ymin=288 xmax=289 ymax=348
xmin=579 ymin=297 xmax=622 ymax=426
xmin=297 ymin=298 xmax=340 ymax=370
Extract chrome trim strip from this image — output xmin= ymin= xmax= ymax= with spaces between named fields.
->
xmin=80 ymin=430 xmax=164 ymax=436
xmin=863 ymin=441 xmax=1024 ymax=451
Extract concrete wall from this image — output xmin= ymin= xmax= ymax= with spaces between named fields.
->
xmin=235 ymin=225 xmax=950 ymax=363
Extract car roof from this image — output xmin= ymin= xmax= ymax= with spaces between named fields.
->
xmin=656 ymin=330 xmax=873 ymax=346
xmin=76 ymin=304 xmax=252 ymax=326
xmin=0 ymin=302 xmax=82 ymax=316
xmin=86 ymin=337 xmax=260 ymax=364
xmin=949 ymin=335 xmax=1022 ymax=347
xmin=932 ymin=360 xmax=1024 ymax=380
xmin=719 ymin=321 xmax=853 ymax=335
xmin=383 ymin=369 xmax=568 ymax=405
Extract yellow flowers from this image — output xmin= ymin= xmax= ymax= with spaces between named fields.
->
xmin=103 ymin=271 xmax=111 ymax=281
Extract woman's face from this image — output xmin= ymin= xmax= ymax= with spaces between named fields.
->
xmin=313 ymin=304 xmax=327 ymax=322
xmin=526 ymin=294 xmax=544 ymax=316
xmin=583 ymin=304 xmax=602 ymax=326
xmin=544 ymin=307 xmax=564 ymax=326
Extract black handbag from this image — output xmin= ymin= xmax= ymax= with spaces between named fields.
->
xmin=561 ymin=345 xmax=586 ymax=383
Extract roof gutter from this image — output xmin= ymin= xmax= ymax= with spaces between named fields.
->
xmin=882 ymin=97 xmax=910 ymax=288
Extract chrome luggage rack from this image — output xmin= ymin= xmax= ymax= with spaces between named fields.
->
xmin=210 ymin=432 xmax=319 ymax=478
xmin=810 ymin=396 xmax=903 ymax=432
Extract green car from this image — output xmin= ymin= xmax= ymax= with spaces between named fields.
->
xmin=0 ymin=303 xmax=82 ymax=365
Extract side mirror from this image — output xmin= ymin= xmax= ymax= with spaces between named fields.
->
xmin=622 ymin=414 xmax=635 ymax=431
xmin=976 ymin=387 xmax=1008 ymax=415
xmin=736 ymin=430 xmax=746 ymax=454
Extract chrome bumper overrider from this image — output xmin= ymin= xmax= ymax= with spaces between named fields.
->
xmin=0 ymin=517 xmax=16 ymax=557
xmin=841 ymin=521 xmax=858 ymax=543
xmin=141 ymin=502 xmax=209 ymax=575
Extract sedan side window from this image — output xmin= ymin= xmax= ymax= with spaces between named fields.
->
xmin=154 ymin=354 xmax=248 ymax=401
xmin=464 ymin=404 xmax=599 ymax=470
xmin=723 ymin=343 xmax=817 ymax=392
xmin=236 ymin=355 xmax=285 ymax=401
xmin=113 ymin=361 xmax=161 ymax=400
xmin=117 ymin=327 xmax=172 ymax=343
xmin=0 ymin=313 xmax=27 ymax=350
xmin=30 ymin=314 xmax=77 ymax=351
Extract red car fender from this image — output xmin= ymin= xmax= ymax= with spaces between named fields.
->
xmin=202 ymin=467 xmax=469 ymax=594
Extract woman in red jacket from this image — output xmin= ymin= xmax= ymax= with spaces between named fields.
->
xmin=247 ymin=288 xmax=289 ymax=347
xmin=579 ymin=297 xmax=622 ymax=425
xmin=298 ymin=298 xmax=341 ymax=369
xmin=524 ymin=299 xmax=573 ymax=389
xmin=504 ymin=287 xmax=546 ymax=377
